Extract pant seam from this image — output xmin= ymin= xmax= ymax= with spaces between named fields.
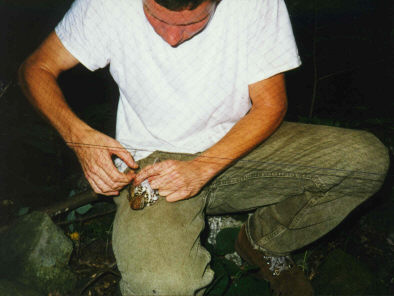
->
xmin=246 ymin=217 xmax=289 ymax=256
xmin=287 ymin=196 xmax=319 ymax=229
xmin=242 ymin=174 xmax=326 ymax=255
xmin=211 ymin=170 xmax=324 ymax=188
xmin=205 ymin=186 xmax=218 ymax=210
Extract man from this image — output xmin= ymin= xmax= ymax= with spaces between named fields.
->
xmin=19 ymin=0 xmax=389 ymax=295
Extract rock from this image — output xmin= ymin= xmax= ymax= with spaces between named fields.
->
xmin=206 ymin=215 xmax=249 ymax=266
xmin=0 ymin=211 xmax=77 ymax=294
xmin=224 ymin=251 xmax=243 ymax=267
xmin=0 ymin=278 xmax=41 ymax=296
xmin=313 ymin=248 xmax=387 ymax=295
xmin=207 ymin=214 xmax=249 ymax=246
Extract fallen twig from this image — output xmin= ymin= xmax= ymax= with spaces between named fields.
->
xmin=78 ymin=262 xmax=119 ymax=296
xmin=38 ymin=190 xmax=100 ymax=217
xmin=0 ymin=80 xmax=11 ymax=99
xmin=56 ymin=208 xmax=116 ymax=226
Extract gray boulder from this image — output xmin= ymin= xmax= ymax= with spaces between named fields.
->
xmin=0 ymin=211 xmax=77 ymax=294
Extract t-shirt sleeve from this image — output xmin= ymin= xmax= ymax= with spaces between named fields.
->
xmin=247 ymin=0 xmax=301 ymax=84
xmin=55 ymin=0 xmax=110 ymax=71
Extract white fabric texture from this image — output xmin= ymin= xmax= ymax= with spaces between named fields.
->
xmin=55 ymin=0 xmax=301 ymax=161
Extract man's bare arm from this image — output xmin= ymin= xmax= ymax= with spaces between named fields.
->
xmin=194 ymin=73 xmax=287 ymax=176
xmin=19 ymin=32 xmax=82 ymax=138
xmin=19 ymin=31 xmax=137 ymax=195
xmin=135 ymin=73 xmax=287 ymax=201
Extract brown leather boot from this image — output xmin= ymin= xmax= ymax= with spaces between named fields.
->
xmin=235 ymin=225 xmax=314 ymax=296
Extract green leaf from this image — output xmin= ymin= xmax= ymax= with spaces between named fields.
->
xmin=214 ymin=228 xmax=240 ymax=256
xmin=66 ymin=210 xmax=76 ymax=222
xmin=17 ymin=207 xmax=30 ymax=216
xmin=221 ymin=258 xmax=242 ymax=277
xmin=67 ymin=210 xmax=76 ymax=232
xmin=205 ymin=274 xmax=229 ymax=296
xmin=206 ymin=257 xmax=230 ymax=295
xmin=225 ymin=276 xmax=270 ymax=296
xmin=75 ymin=204 xmax=93 ymax=215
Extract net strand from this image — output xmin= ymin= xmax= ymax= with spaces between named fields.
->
xmin=65 ymin=141 xmax=390 ymax=179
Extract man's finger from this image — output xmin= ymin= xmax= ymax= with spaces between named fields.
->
xmin=90 ymin=157 xmax=130 ymax=191
xmin=166 ymin=191 xmax=186 ymax=202
xmin=88 ymin=177 xmax=102 ymax=195
xmin=94 ymin=175 xmax=120 ymax=195
xmin=124 ymin=169 xmax=137 ymax=182
xmin=149 ymin=173 xmax=174 ymax=190
xmin=90 ymin=171 xmax=113 ymax=192
xmin=106 ymin=161 xmax=134 ymax=184
xmin=135 ymin=163 xmax=162 ymax=184
xmin=158 ymin=188 xmax=175 ymax=197
xmin=94 ymin=161 xmax=124 ymax=188
xmin=98 ymin=152 xmax=135 ymax=184
xmin=87 ymin=174 xmax=118 ymax=195
xmin=115 ymin=148 xmax=138 ymax=169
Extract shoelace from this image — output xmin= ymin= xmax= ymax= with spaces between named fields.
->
xmin=263 ymin=255 xmax=294 ymax=276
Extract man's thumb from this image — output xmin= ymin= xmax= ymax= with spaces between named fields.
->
xmin=114 ymin=152 xmax=138 ymax=173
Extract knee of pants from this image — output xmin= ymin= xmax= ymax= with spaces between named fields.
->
xmin=317 ymin=129 xmax=390 ymax=195
xmin=112 ymin=191 xmax=214 ymax=295
xmin=336 ymin=130 xmax=389 ymax=174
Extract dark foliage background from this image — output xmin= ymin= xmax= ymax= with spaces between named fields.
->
xmin=0 ymin=0 xmax=393 ymax=294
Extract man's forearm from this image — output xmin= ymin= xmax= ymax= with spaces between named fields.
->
xmin=18 ymin=61 xmax=92 ymax=144
xmin=192 ymin=74 xmax=287 ymax=180
xmin=193 ymin=102 xmax=286 ymax=178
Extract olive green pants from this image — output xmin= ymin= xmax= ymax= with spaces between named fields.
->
xmin=112 ymin=122 xmax=389 ymax=295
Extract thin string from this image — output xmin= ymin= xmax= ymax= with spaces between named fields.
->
xmin=65 ymin=141 xmax=390 ymax=179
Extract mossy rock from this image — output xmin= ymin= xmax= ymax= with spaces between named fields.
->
xmin=0 ymin=211 xmax=77 ymax=294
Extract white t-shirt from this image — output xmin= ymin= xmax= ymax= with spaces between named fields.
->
xmin=55 ymin=0 xmax=301 ymax=160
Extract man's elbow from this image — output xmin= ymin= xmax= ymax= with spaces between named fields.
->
xmin=18 ymin=56 xmax=55 ymax=88
xmin=267 ymin=96 xmax=288 ymax=120
xmin=17 ymin=56 xmax=46 ymax=98
xmin=18 ymin=59 xmax=31 ymax=91
xmin=279 ymin=98 xmax=288 ymax=118
xmin=18 ymin=55 xmax=37 ymax=82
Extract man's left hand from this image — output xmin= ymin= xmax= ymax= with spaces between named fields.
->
xmin=134 ymin=160 xmax=210 ymax=202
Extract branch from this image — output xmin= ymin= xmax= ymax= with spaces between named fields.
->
xmin=38 ymin=190 xmax=100 ymax=217
xmin=0 ymin=80 xmax=11 ymax=99
xmin=78 ymin=262 xmax=119 ymax=296
xmin=309 ymin=0 xmax=319 ymax=118
xmin=56 ymin=208 xmax=116 ymax=226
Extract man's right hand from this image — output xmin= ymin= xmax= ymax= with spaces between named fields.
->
xmin=69 ymin=129 xmax=138 ymax=196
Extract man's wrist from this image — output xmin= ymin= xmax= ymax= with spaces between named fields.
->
xmin=191 ymin=155 xmax=230 ymax=181
xmin=63 ymin=121 xmax=95 ymax=149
